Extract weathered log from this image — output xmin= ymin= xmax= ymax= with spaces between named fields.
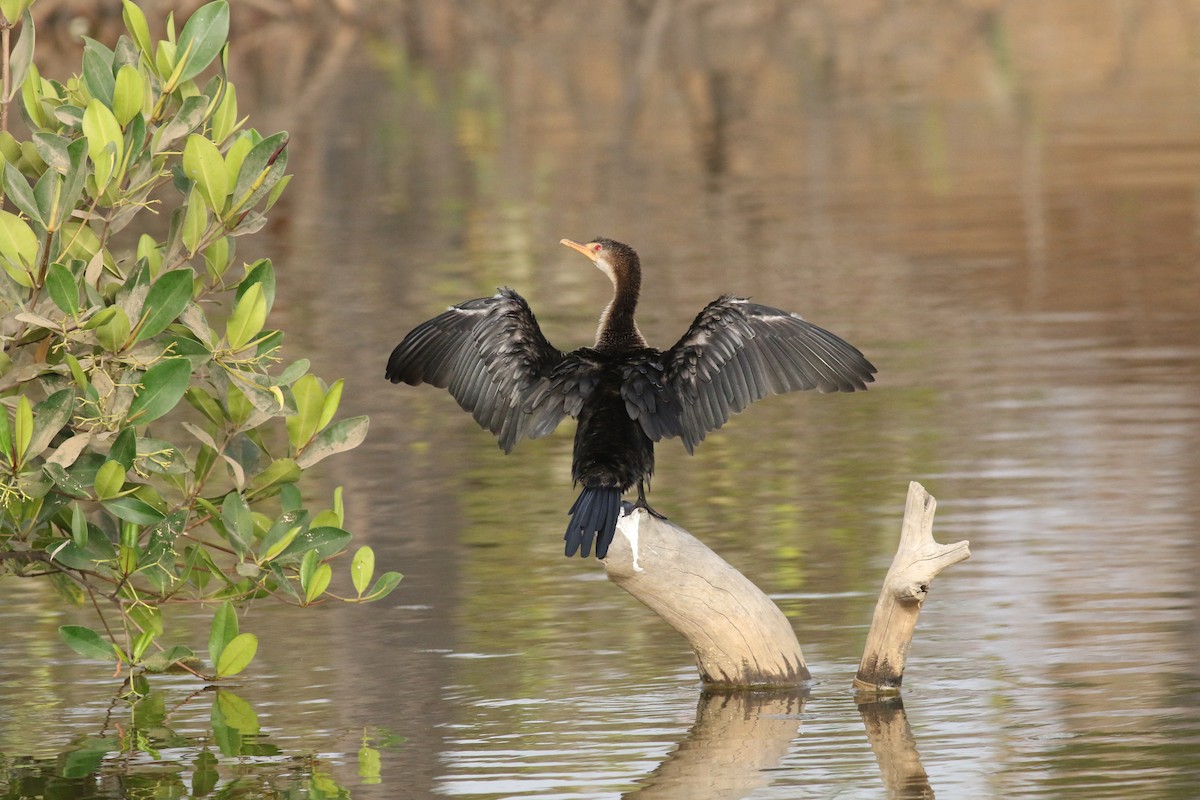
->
xmin=854 ymin=481 xmax=970 ymax=693
xmin=602 ymin=508 xmax=809 ymax=688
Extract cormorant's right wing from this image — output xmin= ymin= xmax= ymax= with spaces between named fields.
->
xmin=631 ymin=296 xmax=876 ymax=453
xmin=385 ymin=288 xmax=565 ymax=452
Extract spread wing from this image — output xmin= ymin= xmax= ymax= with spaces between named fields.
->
xmin=522 ymin=349 xmax=607 ymax=439
xmin=385 ymin=288 xmax=565 ymax=452
xmin=625 ymin=296 xmax=876 ymax=453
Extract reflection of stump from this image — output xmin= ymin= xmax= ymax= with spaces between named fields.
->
xmin=626 ymin=690 xmax=805 ymax=799
xmin=855 ymin=482 xmax=970 ymax=693
xmin=602 ymin=508 xmax=808 ymax=687
xmin=858 ymin=696 xmax=935 ymax=799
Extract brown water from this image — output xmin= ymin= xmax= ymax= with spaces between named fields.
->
xmin=3 ymin=3 xmax=1200 ymax=798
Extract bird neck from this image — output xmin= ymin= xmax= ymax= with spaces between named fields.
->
xmin=595 ymin=271 xmax=646 ymax=352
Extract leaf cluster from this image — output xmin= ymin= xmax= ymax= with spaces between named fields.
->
xmin=0 ymin=0 xmax=398 ymax=680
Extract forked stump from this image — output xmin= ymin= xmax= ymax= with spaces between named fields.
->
xmin=854 ymin=481 xmax=970 ymax=693
xmin=601 ymin=508 xmax=809 ymax=688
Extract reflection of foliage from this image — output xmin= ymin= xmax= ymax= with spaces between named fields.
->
xmin=0 ymin=0 xmax=399 ymax=680
xmin=0 ymin=687 xmax=386 ymax=799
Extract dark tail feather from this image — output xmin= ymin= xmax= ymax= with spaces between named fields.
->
xmin=565 ymin=487 xmax=622 ymax=558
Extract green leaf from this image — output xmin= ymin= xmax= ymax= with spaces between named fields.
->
xmin=222 ymin=133 xmax=253 ymax=194
xmin=317 ymin=379 xmax=344 ymax=431
xmin=3 ymin=161 xmax=42 ymax=225
xmin=176 ymin=1 xmax=229 ymax=84
xmin=46 ymin=262 xmax=80 ymax=315
xmin=82 ymin=37 xmax=116 ymax=107
xmin=135 ymin=269 xmax=194 ymax=342
xmin=31 ymin=132 xmax=69 ymax=174
xmin=33 ymin=169 xmax=60 ymax=227
xmin=112 ymin=64 xmax=145 ymax=126
xmin=365 ymin=571 xmax=404 ymax=601
xmin=235 ymin=257 xmax=275 ymax=308
xmin=220 ymin=491 xmax=252 ymax=554
xmin=263 ymin=173 xmax=291 ymax=212
xmin=211 ymin=81 xmax=239 ymax=143
xmin=0 ymin=208 xmax=39 ymax=274
xmin=209 ymin=600 xmax=237 ymax=668
xmin=351 ymin=545 xmax=374 ymax=597
xmin=0 ymin=0 xmax=31 ymax=24
xmin=70 ymin=501 xmax=89 ymax=547
xmin=127 ymin=358 xmax=192 ymax=424
xmin=7 ymin=10 xmax=34 ymax=103
xmin=225 ymin=281 xmax=266 ymax=350
xmin=0 ymin=401 xmax=10 ymax=459
xmin=110 ymin=427 xmax=136 ymax=469
xmin=28 ymin=389 xmax=75 ymax=460
xmin=203 ymin=235 xmax=230 ymax=279
xmin=278 ymin=525 xmax=351 ymax=562
xmin=132 ymin=629 xmax=156 ymax=660
xmin=94 ymin=305 xmax=131 ymax=352
xmin=286 ymin=374 xmax=324 ymax=450
xmin=44 ymin=462 xmax=87 ymax=498
xmin=303 ymin=563 xmax=331 ymax=604
xmin=59 ymin=625 xmax=118 ymax=662
xmin=82 ymin=100 xmax=124 ymax=192
xmin=183 ymin=134 xmax=229 ymax=211
xmin=122 ymin=1 xmax=152 ymax=59
xmin=181 ymin=185 xmax=207 ymax=254
xmin=230 ymin=131 xmax=287 ymax=211
xmin=296 ymin=415 xmax=369 ymax=469
xmin=184 ymin=387 xmax=226 ymax=426
xmin=259 ymin=525 xmax=301 ymax=563
xmin=248 ymin=457 xmax=300 ymax=497
xmin=142 ymin=644 xmax=195 ymax=673
xmin=13 ymin=395 xmax=32 ymax=464
xmin=55 ymin=139 xmax=89 ymax=232
xmin=299 ymin=549 xmax=319 ymax=591
xmin=20 ymin=64 xmax=45 ymax=128
xmin=104 ymin=495 xmax=165 ymax=525
xmin=215 ymin=632 xmax=256 ymax=677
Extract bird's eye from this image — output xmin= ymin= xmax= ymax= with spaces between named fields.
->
xmin=593 ymin=244 xmax=602 ymax=252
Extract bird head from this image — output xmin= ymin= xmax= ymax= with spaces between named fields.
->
xmin=561 ymin=238 xmax=640 ymax=288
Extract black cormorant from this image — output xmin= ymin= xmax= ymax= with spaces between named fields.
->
xmin=385 ymin=238 xmax=876 ymax=559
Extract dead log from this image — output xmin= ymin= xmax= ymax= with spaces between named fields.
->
xmin=854 ymin=481 xmax=970 ymax=693
xmin=602 ymin=508 xmax=809 ymax=688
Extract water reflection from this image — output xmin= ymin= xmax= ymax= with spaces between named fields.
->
xmin=626 ymin=690 xmax=804 ymax=799
xmin=858 ymin=696 xmax=934 ymax=800
xmin=3 ymin=1 xmax=1200 ymax=798
xmin=0 ymin=686 xmax=368 ymax=800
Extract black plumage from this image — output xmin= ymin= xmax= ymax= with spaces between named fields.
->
xmin=385 ymin=238 xmax=876 ymax=559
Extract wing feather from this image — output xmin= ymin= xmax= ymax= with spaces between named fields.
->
xmin=523 ymin=350 xmax=606 ymax=438
xmin=629 ymin=296 xmax=876 ymax=452
xmin=386 ymin=288 xmax=565 ymax=452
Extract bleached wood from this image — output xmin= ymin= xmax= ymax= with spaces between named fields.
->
xmin=602 ymin=508 xmax=809 ymax=688
xmin=854 ymin=481 xmax=970 ymax=693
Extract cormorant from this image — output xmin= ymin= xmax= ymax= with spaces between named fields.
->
xmin=385 ymin=238 xmax=876 ymax=559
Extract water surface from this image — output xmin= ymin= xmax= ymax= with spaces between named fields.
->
xmin=3 ymin=2 xmax=1200 ymax=798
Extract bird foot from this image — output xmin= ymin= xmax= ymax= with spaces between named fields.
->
xmin=627 ymin=496 xmax=668 ymax=520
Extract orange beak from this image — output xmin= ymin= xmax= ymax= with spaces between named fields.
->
xmin=560 ymin=238 xmax=598 ymax=262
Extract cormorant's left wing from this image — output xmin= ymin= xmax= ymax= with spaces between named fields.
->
xmin=628 ymin=296 xmax=876 ymax=453
xmin=385 ymin=288 xmax=564 ymax=452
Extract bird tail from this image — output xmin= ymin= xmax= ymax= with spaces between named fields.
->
xmin=565 ymin=487 xmax=622 ymax=559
